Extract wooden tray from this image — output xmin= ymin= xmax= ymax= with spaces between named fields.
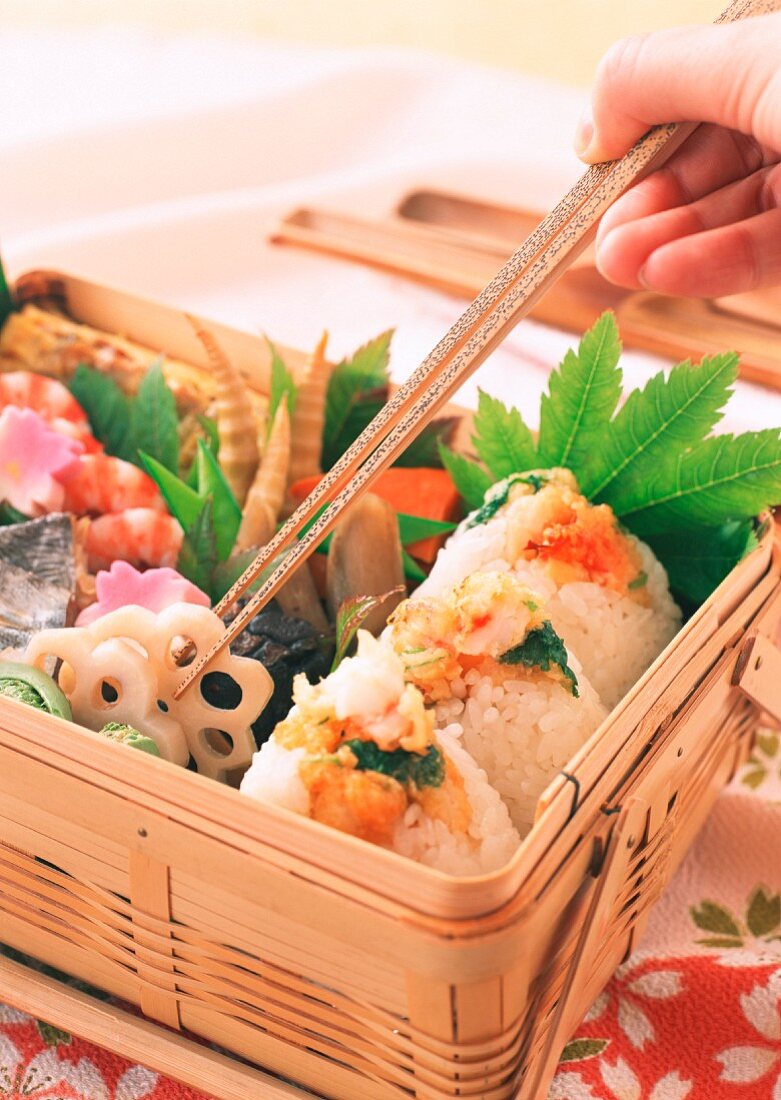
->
xmin=2 ymin=270 xmax=780 ymax=1100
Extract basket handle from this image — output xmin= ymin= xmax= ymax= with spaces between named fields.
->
xmin=514 ymin=796 xmax=649 ymax=1100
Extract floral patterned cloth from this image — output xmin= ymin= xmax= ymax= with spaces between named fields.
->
xmin=1 ymin=733 xmax=779 ymax=1099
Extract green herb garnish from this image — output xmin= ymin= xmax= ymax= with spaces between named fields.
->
xmin=465 ymin=472 xmax=548 ymax=528
xmin=627 ymin=571 xmax=648 ymax=590
xmin=177 ymin=496 xmax=219 ymax=595
xmin=439 ymin=312 xmax=781 ymax=605
xmin=323 ymin=331 xmax=392 ymax=469
xmin=537 ymin=311 xmax=622 ymax=469
xmin=267 ymin=338 xmax=298 ymax=432
xmin=499 ymin=620 xmax=579 ymax=696
xmin=69 ymin=361 xmax=180 ymax=472
xmin=342 ymin=739 xmax=445 ymax=788
xmin=438 ymin=443 xmax=492 ymax=511
xmin=647 ymin=520 xmax=758 ymax=606
xmin=472 ymin=389 xmax=537 ymax=479
xmin=130 ymin=361 xmax=180 ymax=474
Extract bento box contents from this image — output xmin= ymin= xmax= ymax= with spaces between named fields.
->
xmin=1 ymin=282 xmax=780 ymax=877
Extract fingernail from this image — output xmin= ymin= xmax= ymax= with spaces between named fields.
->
xmin=574 ymin=110 xmax=594 ymax=158
xmin=637 ymin=263 xmax=652 ymax=290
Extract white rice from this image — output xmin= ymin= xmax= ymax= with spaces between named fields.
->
xmin=432 ymin=656 xmax=607 ymax=836
xmin=391 ymin=728 xmax=521 ymax=874
xmin=418 ymin=513 xmax=681 ymax=710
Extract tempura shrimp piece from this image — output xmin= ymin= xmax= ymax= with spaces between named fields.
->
xmin=187 ymin=316 xmax=259 ymax=506
xmin=61 ymin=454 xmax=166 ymax=516
xmin=49 ymin=418 xmax=103 ymax=454
xmin=85 ymin=509 xmax=183 ymax=571
xmin=299 ymin=759 xmax=408 ymax=844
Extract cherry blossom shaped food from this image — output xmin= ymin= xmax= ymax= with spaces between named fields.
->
xmin=0 ymin=406 xmax=83 ymax=516
xmin=76 ymin=561 xmax=210 ymax=626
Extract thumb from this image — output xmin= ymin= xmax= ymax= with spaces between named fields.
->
xmin=576 ymin=15 xmax=781 ymax=163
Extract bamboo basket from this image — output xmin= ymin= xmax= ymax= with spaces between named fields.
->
xmin=2 ymin=270 xmax=780 ymax=1100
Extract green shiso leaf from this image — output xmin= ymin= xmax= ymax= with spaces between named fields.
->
xmin=617 ymin=429 xmax=781 ymax=538
xmin=472 ymin=389 xmax=537 ymax=480
xmin=584 ymin=352 xmax=739 ymax=504
xmin=332 ymin=588 xmax=405 ymax=671
xmin=0 ymin=250 xmax=16 ymax=327
xmin=130 ymin=360 xmax=180 ymax=474
xmin=537 ymin=311 xmax=622 ymax=471
xmin=323 ymin=331 xmax=392 ymax=469
xmin=499 ymin=620 xmax=579 ymax=696
xmin=466 ymin=472 xmax=548 ymax=528
xmin=195 ymin=440 xmax=241 ymax=560
xmin=68 ymin=365 xmax=136 ymax=463
xmin=177 ymin=496 xmax=219 ymax=596
xmin=648 ymin=519 xmax=758 ymax=605
xmin=140 ymin=452 xmax=203 ymax=532
xmin=267 ymin=338 xmax=298 ymax=432
xmin=438 ymin=443 xmax=492 ymax=511
xmin=342 ymin=739 xmax=445 ymax=789
xmin=394 ymin=416 xmax=460 ymax=468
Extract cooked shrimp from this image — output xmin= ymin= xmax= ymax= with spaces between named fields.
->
xmin=0 ymin=370 xmax=102 ymax=452
xmin=62 ymin=455 xmax=166 ymax=516
xmin=85 ymin=509 xmax=183 ymax=572
xmin=0 ymin=370 xmax=89 ymax=426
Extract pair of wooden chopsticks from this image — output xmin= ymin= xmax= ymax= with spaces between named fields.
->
xmin=174 ymin=0 xmax=775 ymax=699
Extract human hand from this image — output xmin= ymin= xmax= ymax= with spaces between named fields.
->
xmin=576 ymin=14 xmax=781 ymax=297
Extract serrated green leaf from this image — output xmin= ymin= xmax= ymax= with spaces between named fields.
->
xmin=140 ymin=452 xmax=203 ymax=532
xmin=332 ymin=587 xmax=405 ymax=671
xmin=472 ymin=389 xmax=537 ymax=479
xmin=267 ymin=338 xmax=298 ymax=432
xmin=648 ymin=520 xmax=757 ymax=605
xmin=394 ymin=417 xmax=460 ymax=468
xmin=68 ymin=365 xmax=135 ymax=462
xmin=0 ymin=250 xmax=16 ymax=326
xmin=690 ymin=901 xmax=741 ymax=937
xmin=195 ymin=441 xmax=241 ymax=560
xmin=746 ymin=887 xmax=780 ymax=938
xmin=177 ymin=497 xmax=218 ymax=595
xmin=538 ymin=311 xmax=622 ymax=472
xmin=438 ymin=444 xmax=492 ymax=511
xmin=586 ymin=353 xmax=738 ymax=504
xmin=560 ymin=1038 xmax=610 ymax=1063
xmin=618 ymin=430 xmax=781 ymax=537
xmin=323 ymin=332 xmax=392 ymax=468
xmin=130 ymin=360 xmax=180 ymax=473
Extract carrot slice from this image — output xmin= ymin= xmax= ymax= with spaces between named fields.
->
xmin=289 ymin=468 xmax=463 ymax=563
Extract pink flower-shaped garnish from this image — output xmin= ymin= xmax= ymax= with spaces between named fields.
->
xmin=0 ymin=406 xmax=84 ymax=516
xmin=76 ymin=560 xmax=210 ymax=625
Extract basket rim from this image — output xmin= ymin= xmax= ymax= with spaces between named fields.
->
xmin=1 ymin=269 xmax=776 ymax=923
